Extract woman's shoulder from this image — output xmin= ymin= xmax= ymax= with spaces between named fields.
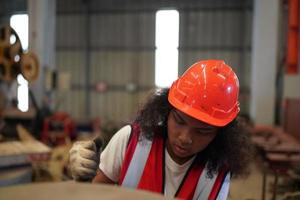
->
xmin=110 ymin=125 xmax=132 ymax=143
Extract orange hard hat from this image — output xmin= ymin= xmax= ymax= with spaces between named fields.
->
xmin=168 ymin=60 xmax=240 ymax=127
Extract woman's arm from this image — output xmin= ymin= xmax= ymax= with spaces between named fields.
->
xmin=92 ymin=125 xmax=132 ymax=184
xmin=92 ymin=169 xmax=115 ymax=184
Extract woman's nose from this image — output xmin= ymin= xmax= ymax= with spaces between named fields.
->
xmin=178 ymin=128 xmax=192 ymax=145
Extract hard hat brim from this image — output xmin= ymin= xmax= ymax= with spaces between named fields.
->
xmin=168 ymin=89 xmax=238 ymax=127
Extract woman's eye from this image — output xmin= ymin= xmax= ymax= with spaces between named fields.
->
xmin=175 ymin=117 xmax=184 ymax=124
xmin=196 ymin=129 xmax=214 ymax=136
xmin=173 ymin=114 xmax=184 ymax=125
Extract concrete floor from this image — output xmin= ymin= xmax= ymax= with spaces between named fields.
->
xmin=229 ymin=162 xmax=265 ymax=200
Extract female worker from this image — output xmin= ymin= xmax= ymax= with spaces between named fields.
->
xmin=69 ymin=60 xmax=253 ymax=200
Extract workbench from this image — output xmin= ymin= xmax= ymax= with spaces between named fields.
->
xmin=252 ymin=125 xmax=300 ymax=200
xmin=0 ymin=182 xmax=170 ymax=200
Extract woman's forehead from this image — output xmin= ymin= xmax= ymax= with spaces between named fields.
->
xmin=172 ymin=109 xmax=217 ymax=129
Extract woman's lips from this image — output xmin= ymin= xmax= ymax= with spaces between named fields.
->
xmin=174 ymin=144 xmax=189 ymax=155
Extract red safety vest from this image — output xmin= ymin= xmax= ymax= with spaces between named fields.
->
xmin=118 ymin=124 xmax=229 ymax=200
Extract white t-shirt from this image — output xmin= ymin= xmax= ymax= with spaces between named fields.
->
xmin=99 ymin=125 xmax=195 ymax=197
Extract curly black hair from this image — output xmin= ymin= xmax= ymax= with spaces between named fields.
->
xmin=135 ymin=88 xmax=254 ymax=178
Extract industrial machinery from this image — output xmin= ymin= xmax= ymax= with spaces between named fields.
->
xmin=0 ymin=25 xmax=39 ymax=83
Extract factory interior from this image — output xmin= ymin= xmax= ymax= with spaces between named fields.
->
xmin=0 ymin=0 xmax=300 ymax=199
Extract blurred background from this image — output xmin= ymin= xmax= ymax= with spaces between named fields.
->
xmin=0 ymin=0 xmax=299 ymax=199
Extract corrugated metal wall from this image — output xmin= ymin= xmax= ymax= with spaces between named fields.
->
xmin=179 ymin=8 xmax=252 ymax=113
xmin=56 ymin=1 xmax=155 ymax=122
xmin=56 ymin=0 xmax=252 ymax=122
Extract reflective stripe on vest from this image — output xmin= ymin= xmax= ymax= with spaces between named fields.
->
xmin=193 ymin=164 xmax=218 ymax=199
xmin=122 ymin=137 xmax=152 ymax=188
xmin=216 ymin=172 xmax=231 ymax=200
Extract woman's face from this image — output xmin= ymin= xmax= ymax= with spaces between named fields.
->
xmin=166 ymin=109 xmax=219 ymax=164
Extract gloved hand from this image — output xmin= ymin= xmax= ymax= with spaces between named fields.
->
xmin=68 ymin=140 xmax=100 ymax=181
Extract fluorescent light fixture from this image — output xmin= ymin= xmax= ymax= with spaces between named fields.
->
xmin=11 ymin=14 xmax=29 ymax=112
xmin=155 ymin=10 xmax=179 ymax=88
xmin=10 ymin=14 xmax=29 ymax=51
xmin=17 ymin=74 xmax=29 ymax=112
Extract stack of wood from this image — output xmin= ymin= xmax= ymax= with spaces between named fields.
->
xmin=0 ymin=124 xmax=51 ymax=168
xmin=251 ymin=125 xmax=300 ymax=163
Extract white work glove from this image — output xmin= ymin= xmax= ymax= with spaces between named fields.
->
xmin=69 ymin=140 xmax=100 ymax=181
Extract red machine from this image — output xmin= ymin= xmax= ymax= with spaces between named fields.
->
xmin=41 ymin=112 xmax=76 ymax=146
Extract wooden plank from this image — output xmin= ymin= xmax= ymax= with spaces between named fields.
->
xmin=0 ymin=141 xmax=51 ymax=167
xmin=266 ymin=153 xmax=300 ymax=163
